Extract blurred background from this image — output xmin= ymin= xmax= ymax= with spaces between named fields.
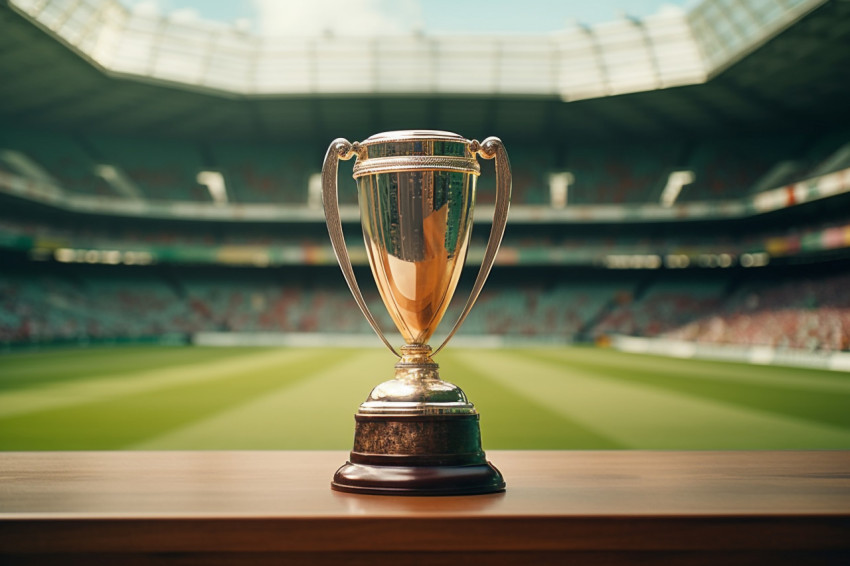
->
xmin=2 ymin=0 xmax=850 ymax=451
xmin=1 ymin=0 xmax=849 ymax=358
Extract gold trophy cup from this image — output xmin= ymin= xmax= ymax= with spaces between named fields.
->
xmin=322 ymin=130 xmax=510 ymax=495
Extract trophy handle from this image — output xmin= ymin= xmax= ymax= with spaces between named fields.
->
xmin=322 ymin=138 xmax=401 ymax=358
xmin=433 ymin=137 xmax=511 ymax=356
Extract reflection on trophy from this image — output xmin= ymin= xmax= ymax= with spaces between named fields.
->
xmin=322 ymin=130 xmax=510 ymax=495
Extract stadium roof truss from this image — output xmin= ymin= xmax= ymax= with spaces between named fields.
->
xmin=6 ymin=0 xmax=827 ymax=101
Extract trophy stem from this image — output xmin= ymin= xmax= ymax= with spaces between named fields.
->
xmin=396 ymin=344 xmax=437 ymax=367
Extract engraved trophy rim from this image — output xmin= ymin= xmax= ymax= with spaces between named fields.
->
xmin=358 ymin=129 xmax=469 ymax=145
xmin=352 ymin=130 xmax=481 ymax=178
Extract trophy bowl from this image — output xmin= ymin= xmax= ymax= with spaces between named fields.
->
xmin=322 ymin=130 xmax=510 ymax=496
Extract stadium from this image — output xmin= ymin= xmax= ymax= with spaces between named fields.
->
xmin=1 ymin=0 xmax=850 ymax=453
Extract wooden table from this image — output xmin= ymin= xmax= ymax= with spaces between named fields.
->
xmin=1 ymin=451 xmax=848 ymax=565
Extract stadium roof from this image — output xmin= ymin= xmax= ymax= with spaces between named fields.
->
xmin=0 ymin=0 xmax=848 ymax=142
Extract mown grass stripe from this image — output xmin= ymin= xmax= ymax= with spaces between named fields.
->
xmin=4 ymin=345 xmax=849 ymax=451
xmin=0 ymin=348 xmax=317 ymax=419
xmin=524 ymin=348 xmax=850 ymax=431
xmin=440 ymin=350 xmax=624 ymax=449
xmin=0 ymin=348 xmax=348 ymax=450
xmin=130 ymin=348 xmax=393 ymax=450
xmin=467 ymin=349 xmax=850 ymax=449
xmin=0 ymin=346 xmax=273 ymax=391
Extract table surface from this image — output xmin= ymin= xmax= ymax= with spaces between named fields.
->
xmin=1 ymin=450 xmax=849 ymax=517
xmin=1 ymin=451 xmax=849 ymax=563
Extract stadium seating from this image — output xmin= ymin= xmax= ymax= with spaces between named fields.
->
xmin=2 ymin=123 xmax=849 ymax=354
xmin=208 ymin=142 xmax=316 ymax=204
xmin=590 ymin=278 xmax=727 ymax=338
xmin=564 ymin=141 xmax=682 ymax=205
xmin=0 ymin=128 xmax=114 ymax=197
xmin=3 ymin=259 xmax=848 ymax=352
xmin=1 ymin=128 xmax=847 ymax=206
xmin=679 ymin=134 xmax=807 ymax=201
xmin=664 ymin=271 xmax=850 ymax=351
xmin=84 ymin=135 xmax=209 ymax=202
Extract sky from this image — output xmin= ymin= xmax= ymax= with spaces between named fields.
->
xmin=123 ymin=0 xmax=694 ymax=36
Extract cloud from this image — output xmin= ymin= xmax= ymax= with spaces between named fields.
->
xmin=252 ymin=0 xmax=422 ymax=37
xmin=169 ymin=7 xmax=201 ymax=23
xmin=130 ymin=0 xmax=161 ymax=17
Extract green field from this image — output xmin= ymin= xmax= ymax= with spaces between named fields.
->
xmin=2 ymin=345 xmax=849 ymax=450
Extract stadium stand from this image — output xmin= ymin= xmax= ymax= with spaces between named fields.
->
xmin=0 ymin=0 xmax=849 ymax=356
xmin=664 ymin=270 xmax=850 ymax=351
xmin=208 ymin=142 xmax=315 ymax=204
xmin=0 ymin=128 xmax=114 ymax=197
xmin=1 ymin=129 xmax=849 ymax=207
xmin=590 ymin=276 xmax=728 ymax=338
xmin=564 ymin=141 xmax=683 ymax=205
xmin=4 ymin=259 xmax=847 ymax=352
xmin=677 ymin=135 xmax=805 ymax=201
xmin=84 ymin=135 xmax=209 ymax=202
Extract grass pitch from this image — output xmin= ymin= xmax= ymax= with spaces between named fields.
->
xmin=1 ymin=345 xmax=849 ymax=450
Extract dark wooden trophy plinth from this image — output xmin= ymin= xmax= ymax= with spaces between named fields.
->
xmin=332 ymin=413 xmax=505 ymax=496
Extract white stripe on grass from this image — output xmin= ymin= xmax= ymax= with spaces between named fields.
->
xmin=453 ymin=350 xmax=850 ymax=449
xmin=552 ymin=347 xmax=850 ymax=393
xmin=0 ymin=348 xmax=318 ymax=419
xmin=128 ymin=349 xmax=393 ymax=450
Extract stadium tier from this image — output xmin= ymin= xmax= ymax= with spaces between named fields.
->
xmin=4 ymin=204 xmax=850 ymax=269
xmin=2 ymin=259 xmax=849 ymax=352
xmin=2 ymin=127 xmax=849 ymax=206
xmin=208 ymin=142 xmax=318 ymax=204
xmin=663 ymin=271 xmax=850 ymax=351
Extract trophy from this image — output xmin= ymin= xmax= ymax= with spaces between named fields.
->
xmin=322 ymin=130 xmax=510 ymax=495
